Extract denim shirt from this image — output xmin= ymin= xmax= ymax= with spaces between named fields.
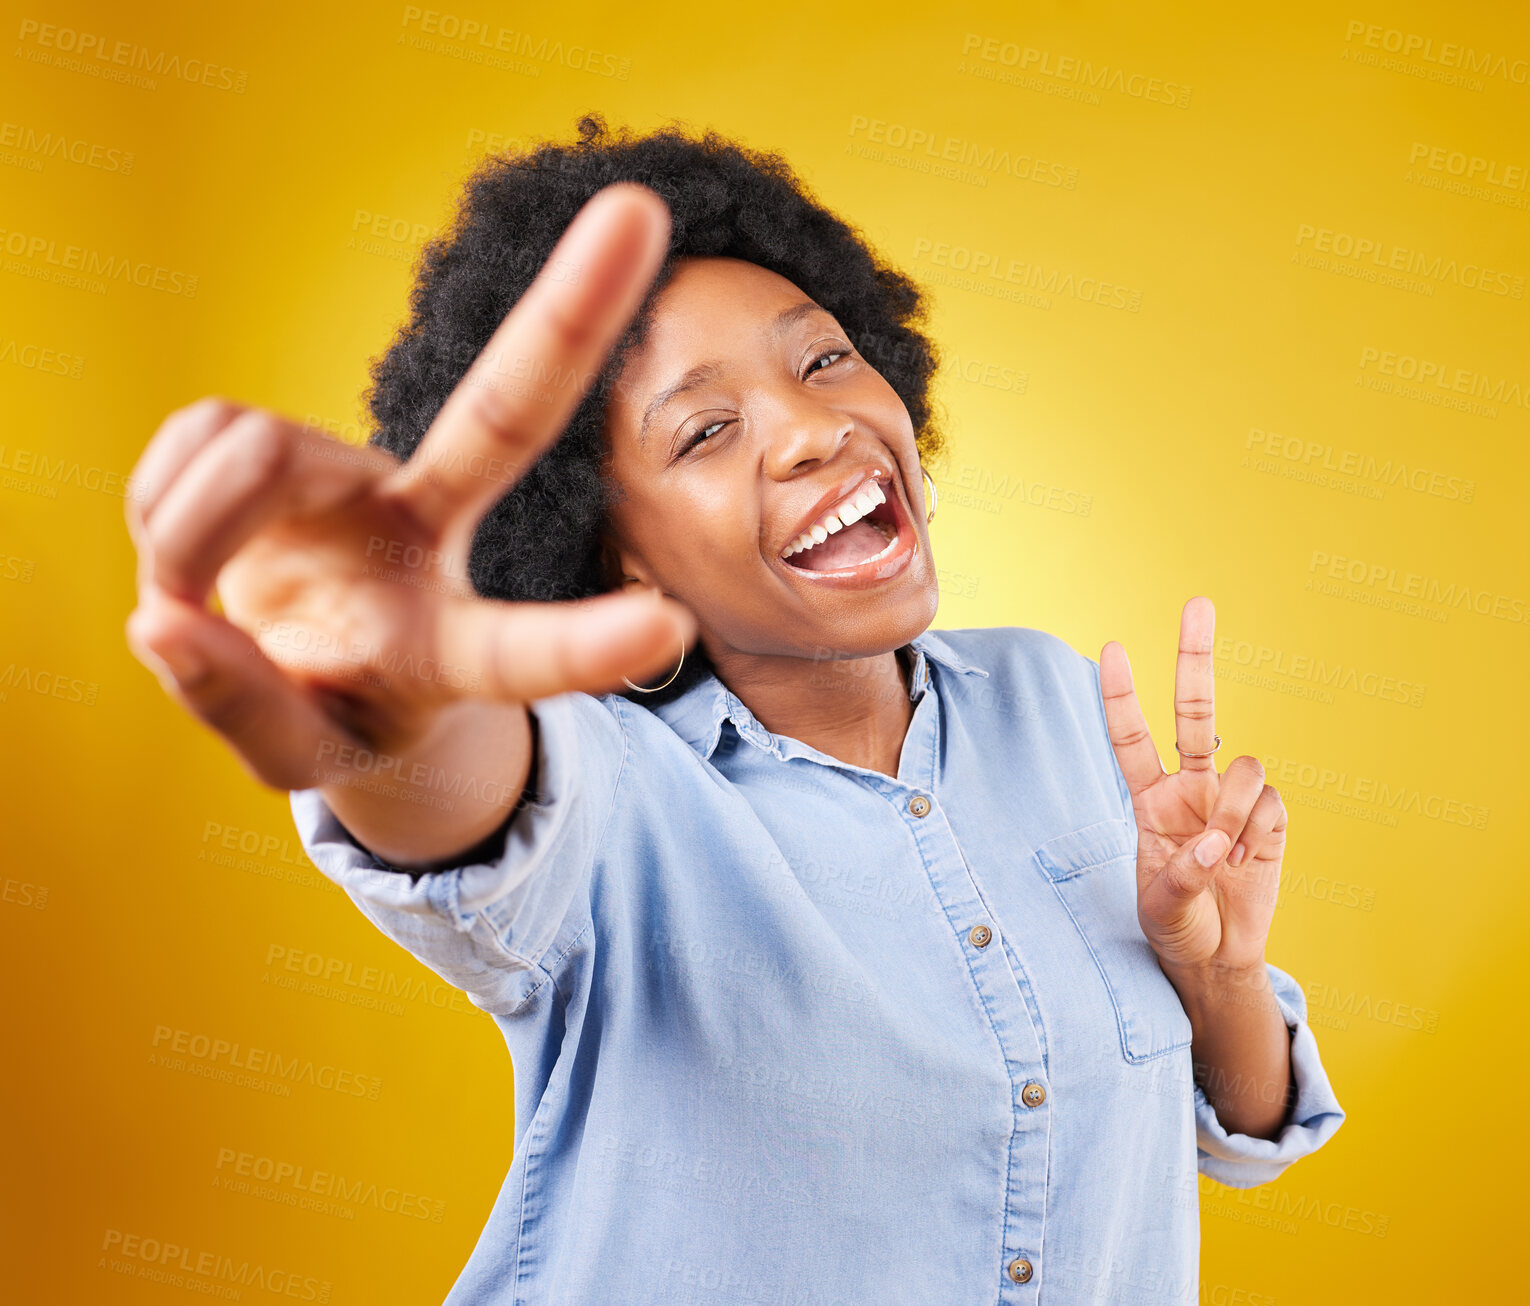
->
xmin=290 ymin=625 xmax=1345 ymax=1305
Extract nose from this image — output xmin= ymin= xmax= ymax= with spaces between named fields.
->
xmin=762 ymin=397 xmax=853 ymax=480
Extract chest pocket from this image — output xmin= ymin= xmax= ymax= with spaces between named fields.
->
xmin=1032 ymin=818 xmax=1193 ymax=1063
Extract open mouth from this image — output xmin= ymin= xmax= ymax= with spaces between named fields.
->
xmin=778 ymin=472 xmax=916 ymax=583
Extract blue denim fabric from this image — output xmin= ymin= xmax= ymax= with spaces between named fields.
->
xmin=290 ymin=625 xmax=1345 ymax=1305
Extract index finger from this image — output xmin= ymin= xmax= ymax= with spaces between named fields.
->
xmin=1099 ymin=640 xmax=1166 ymax=797
xmin=1173 ymin=595 xmax=1217 ymax=771
xmin=381 ymin=182 xmax=671 ymax=540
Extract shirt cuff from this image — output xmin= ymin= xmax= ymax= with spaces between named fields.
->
xmin=1194 ymin=961 xmax=1346 ymax=1188
xmin=285 ymin=695 xmax=596 ymax=1016
xmin=289 ymin=695 xmax=578 ymax=930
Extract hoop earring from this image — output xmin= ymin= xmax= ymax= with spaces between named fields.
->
xmin=621 ymin=636 xmax=687 ymax=693
xmin=921 ymin=465 xmax=938 ymax=523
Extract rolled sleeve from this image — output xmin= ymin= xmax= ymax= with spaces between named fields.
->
xmin=1194 ymin=961 xmax=1346 ymax=1187
xmin=287 ymin=692 xmax=623 ymax=1018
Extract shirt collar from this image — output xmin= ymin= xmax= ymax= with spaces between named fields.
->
xmin=644 ymin=628 xmax=990 ymax=762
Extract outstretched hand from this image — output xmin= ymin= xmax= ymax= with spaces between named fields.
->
xmin=124 ymin=184 xmax=696 ymax=792
xmin=1100 ymin=597 xmax=1287 ymax=976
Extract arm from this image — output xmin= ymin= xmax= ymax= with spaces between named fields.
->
xmin=1093 ymin=599 xmax=1347 ymax=1179
xmin=316 ymin=697 xmax=534 ymax=873
xmin=290 ymin=693 xmax=625 ymax=1017
xmin=124 ymin=186 xmax=692 ymax=1014
xmin=1159 ymin=955 xmax=1293 ymax=1140
xmin=125 ymin=185 xmax=690 ymax=870
xmin=1186 ymin=961 xmax=1346 ymax=1187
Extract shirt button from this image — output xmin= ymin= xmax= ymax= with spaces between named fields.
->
xmin=1008 ymin=1257 xmax=1034 ymax=1284
xmin=1022 ymin=1082 xmax=1047 ymax=1108
xmin=907 ymin=794 xmax=931 ymax=817
xmin=968 ymin=924 xmax=992 ymax=948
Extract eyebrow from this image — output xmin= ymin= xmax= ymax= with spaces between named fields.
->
xmin=637 ymin=300 xmax=830 ymax=449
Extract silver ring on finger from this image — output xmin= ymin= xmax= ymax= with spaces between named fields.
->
xmin=1174 ymin=733 xmax=1221 ymax=759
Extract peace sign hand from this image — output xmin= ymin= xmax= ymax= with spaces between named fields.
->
xmin=125 ymin=184 xmax=695 ymax=797
xmin=1099 ymin=597 xmax=1288 ymax=976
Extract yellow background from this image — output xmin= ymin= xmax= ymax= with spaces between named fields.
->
xmin=3 ymin=0 xmax=1526 ymax=1299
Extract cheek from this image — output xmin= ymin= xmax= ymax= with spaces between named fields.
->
xmin=857 ymin=387 xmax=918 ymax=461
xmin=660 ymin=521 xmax=766 ymax=639
xmin=655 ymin=505 xmax=759 ymax=574
xmin=860 ymin=366 xmax=913 ymax=417
xmin=616 ymin=474 xmax=758 ymax=576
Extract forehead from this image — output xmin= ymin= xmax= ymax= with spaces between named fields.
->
xmin=637 ymin=257 xmax=821 ymax=353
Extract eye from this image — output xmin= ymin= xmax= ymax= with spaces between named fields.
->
xmin=678 ymin=418 xmax=730 ymax=455
xmin=805 ymin=348 xmax=847 ymax=377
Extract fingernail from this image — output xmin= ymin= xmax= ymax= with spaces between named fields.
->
xmin=1194 ymin=831 xmax=1230 ymax=867
xmin=1228 ymin=841 xmax=1246 ymax=867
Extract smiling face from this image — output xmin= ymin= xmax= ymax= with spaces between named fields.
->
xmin=599 ymin=256 xmax=939 ymax=677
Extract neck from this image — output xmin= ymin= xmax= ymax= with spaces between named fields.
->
xmin=708 ymin=642 xmax=916 ymax=779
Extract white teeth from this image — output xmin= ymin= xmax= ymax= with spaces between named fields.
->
xmin=781 ymin=478 xmax=890 ymax=559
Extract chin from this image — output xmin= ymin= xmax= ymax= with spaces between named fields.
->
xmin=810 ymin=569 xmax=940 ymax=661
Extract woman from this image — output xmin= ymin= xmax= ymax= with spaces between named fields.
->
xmin=126 ymin=116 xmax=1344 ymax=1305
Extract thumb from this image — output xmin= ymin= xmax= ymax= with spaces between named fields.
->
xmin=1156 ymin=827 xmax=1231 ymax=902
xmin=441 ymin=587 xmax=699 ymax=704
